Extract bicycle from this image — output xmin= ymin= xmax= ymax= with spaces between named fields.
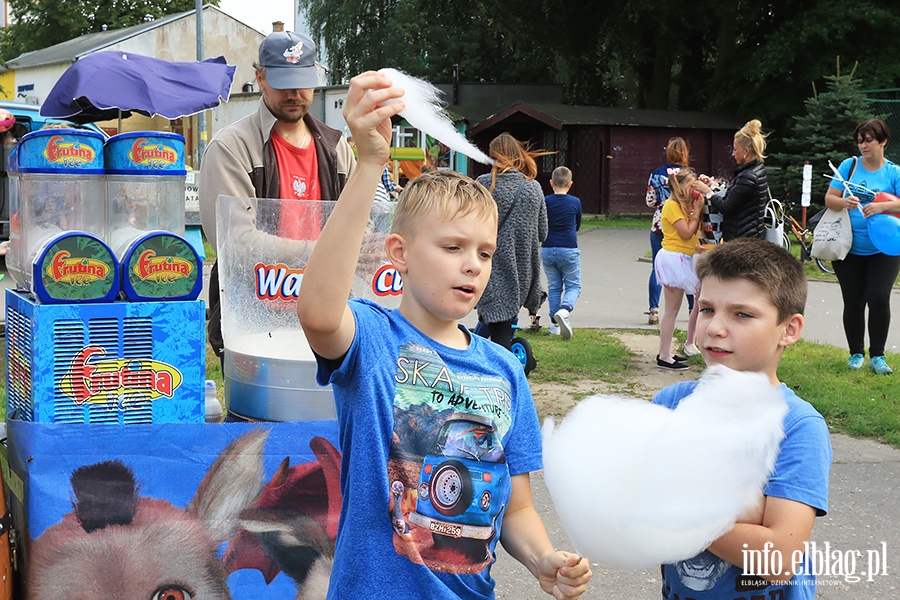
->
xmin=769 ymin=201 xmax=835 ymax=274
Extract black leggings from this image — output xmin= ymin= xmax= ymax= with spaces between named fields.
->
xmin=831 ymin=252 xmax=900 ymax=357
xmin=481 ymin=319 xmax=515 ymax=351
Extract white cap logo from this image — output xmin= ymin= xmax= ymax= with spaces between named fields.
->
xmin=283 ymin=42 xmax=303 ymax=64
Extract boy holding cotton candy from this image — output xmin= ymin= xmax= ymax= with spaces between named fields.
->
xmin=297 ymin=71 xmax=591 ymax=599
xmin=653 ymin=238 xmax=832 ymax=599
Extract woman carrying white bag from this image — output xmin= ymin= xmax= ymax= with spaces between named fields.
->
xmin=824 ymin=118 xmax=900 ymax=374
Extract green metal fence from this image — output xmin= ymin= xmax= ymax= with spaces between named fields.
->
xmin=864 ymin=88 xmax=900 ymax=164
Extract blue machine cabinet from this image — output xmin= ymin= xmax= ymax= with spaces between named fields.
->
xmin=5 ymin=289 xmax=205 ymax=423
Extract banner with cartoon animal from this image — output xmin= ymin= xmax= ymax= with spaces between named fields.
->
xmin=6 ymin=420 xmax=343 ymax=599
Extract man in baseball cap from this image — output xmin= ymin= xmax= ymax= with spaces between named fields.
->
xmin=199 ymin=30 xmax=358 ymax=368
xmin=256 ymin=30 xmax=320 ymax=90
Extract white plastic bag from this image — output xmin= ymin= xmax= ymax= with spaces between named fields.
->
xmin=763 ymin=198 xmax=785 ymax=247
xmin=811 ymin=208 xmax=852 ymax=260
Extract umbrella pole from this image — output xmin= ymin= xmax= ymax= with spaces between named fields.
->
xmin=117 ymin=109 xmax=122 ymax=134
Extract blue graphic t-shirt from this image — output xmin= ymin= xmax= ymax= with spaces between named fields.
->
xmin=653 ymin=381 xmax=832 ymax=600
xmin=317 ymin=299 xmax=542 ymax=599
xmin=829 ymin=157 xmax=900 ymax=255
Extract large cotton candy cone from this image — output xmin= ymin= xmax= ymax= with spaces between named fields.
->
xmin=542 ymin=365 xmax=787 ymax=569
xmin=377 ymin=68 xmax=493 ymax=165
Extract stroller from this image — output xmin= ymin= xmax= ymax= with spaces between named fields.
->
xmin=472 ymin=319 xmax=537 ymax=376
xmin=472 ymin=291 xmax=543 ymax=377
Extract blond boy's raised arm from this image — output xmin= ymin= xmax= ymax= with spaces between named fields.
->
xmin=296 ymin=72 xmax=405 ymax=360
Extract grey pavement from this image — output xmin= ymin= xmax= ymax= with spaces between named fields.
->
xmin=491 ymin=228 xmax=900 ymax=598
xmin=529 ymin=227 xmax=900 ymax=352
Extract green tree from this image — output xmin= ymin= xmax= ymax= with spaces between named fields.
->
xmin=768 ymin=58 xmax=879 ymax=211
xmin=711 ymin=1 xmax=900 ymax=139
xmin=298 ymin=0 xmax=899 ymax=128
xmin=299 ymin=0 xmax=553 ymax=86
xmin=0 ymin=0 xmax=218 ymax=62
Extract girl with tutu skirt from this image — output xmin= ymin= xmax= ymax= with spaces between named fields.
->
xmin=655 ymin=169 xmax=705 ymax=370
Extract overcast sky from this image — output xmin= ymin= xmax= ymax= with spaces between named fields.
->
xmin=218 ymin=0 xmax=297 ymax=35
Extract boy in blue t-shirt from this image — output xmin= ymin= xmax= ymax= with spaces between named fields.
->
xmin=653 ymin=238 xmax=832 ymax=600
xmin=542 ymin=166 xmax=582 ymax=339
xmin=297 ymin=71 xmax=592 ymax=600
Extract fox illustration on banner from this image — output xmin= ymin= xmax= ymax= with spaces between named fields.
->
xmin=18 ymin=424 xmax=344 ymax=600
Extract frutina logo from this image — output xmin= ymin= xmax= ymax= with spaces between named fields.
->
xmin=48 ymin=251 xmax=109 ymax=284
xmin=135 ymin=250 xmax=193 ymax=283
xmin=129 ymin=138 xmax=178 ymax=168
xmin=44 ymin=135 xmax=96 ymax=166
xmin=60 ymin=346 xmax=182 ymax=405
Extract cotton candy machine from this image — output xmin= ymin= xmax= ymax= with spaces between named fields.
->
xmin=216 ymin=196 xmax=398 ymax=421
xmin=6 ymin=129 xmax=117 ymax=303
xmin=105 ymin=132 xmax=201 ymax=301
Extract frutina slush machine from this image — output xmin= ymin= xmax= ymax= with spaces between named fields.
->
xmin=6 ymin=129 xmax=117 ymax=303
xmin=105 ymin=132 xmax=201 ymax=301
xmin=5 ymin=129 xmax=205 ymax=424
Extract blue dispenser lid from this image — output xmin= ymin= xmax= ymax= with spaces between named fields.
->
xmin=104 ymin=132 xmax=186 ymax=175
xmin=8 ymin=129 xmax=106 ymax=174
xmin=119 ymin=231 xmax=202 ymax=301
xmin=32 ymin=231 xmax=120 ymax=304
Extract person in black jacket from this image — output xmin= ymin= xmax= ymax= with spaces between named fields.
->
xmin=693 ymin=119 xmax=769 ymax=242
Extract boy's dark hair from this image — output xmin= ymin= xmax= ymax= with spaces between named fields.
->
xmin=694 ymin=238 xmax=806 ymax=322
xmin=551 ymin=166 xmax=572 ymax=188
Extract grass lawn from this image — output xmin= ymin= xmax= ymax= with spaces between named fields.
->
xmin=0 ymin=327 xmax=896 ymax=449
xmin=581 ymin=214 xmax=649 ymax=230
xmin=203 ymin=236 xmax=217 ymax=263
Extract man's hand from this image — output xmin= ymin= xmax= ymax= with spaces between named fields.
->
xmin=538 ymin=551 xmax=592 ymax=599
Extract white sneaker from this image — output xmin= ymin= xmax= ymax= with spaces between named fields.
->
xmin=683 ymin=343 xmax=701 ymax=357
xmin=549 ymin=324 xmax=561 ymax=335
xmin=553 ymin=308 xmax=573 ymax=340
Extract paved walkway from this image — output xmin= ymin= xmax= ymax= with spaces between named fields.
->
xmin=490 ymin=228 xmax=900 ymax=598
xmin=539 ymin=227 xmax=900 ymax=351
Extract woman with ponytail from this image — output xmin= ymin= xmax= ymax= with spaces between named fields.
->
xmin=694 ymin=119 xmax=770 ymax=242
xmin=475 ymin=133 xmax=549 ymax=348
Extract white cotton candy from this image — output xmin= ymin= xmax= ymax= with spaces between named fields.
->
xmin=542 ymin=365 xmax=787 ymax=569
xmin=377 ymin=68 xmax=493 ymax=165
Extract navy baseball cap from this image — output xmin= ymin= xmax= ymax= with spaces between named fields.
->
xmin=258 ymin=31 xmax=319 ymax=90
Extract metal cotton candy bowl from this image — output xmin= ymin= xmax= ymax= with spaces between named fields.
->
xmin=216 ymin=196 xmax=398 ymax=421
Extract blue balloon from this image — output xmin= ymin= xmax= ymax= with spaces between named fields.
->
xmin=867 ymin=213 xmax=900 ymax=256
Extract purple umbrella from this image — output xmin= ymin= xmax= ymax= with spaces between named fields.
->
xmin=41 ymin=51 xmax=236 ymax=124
